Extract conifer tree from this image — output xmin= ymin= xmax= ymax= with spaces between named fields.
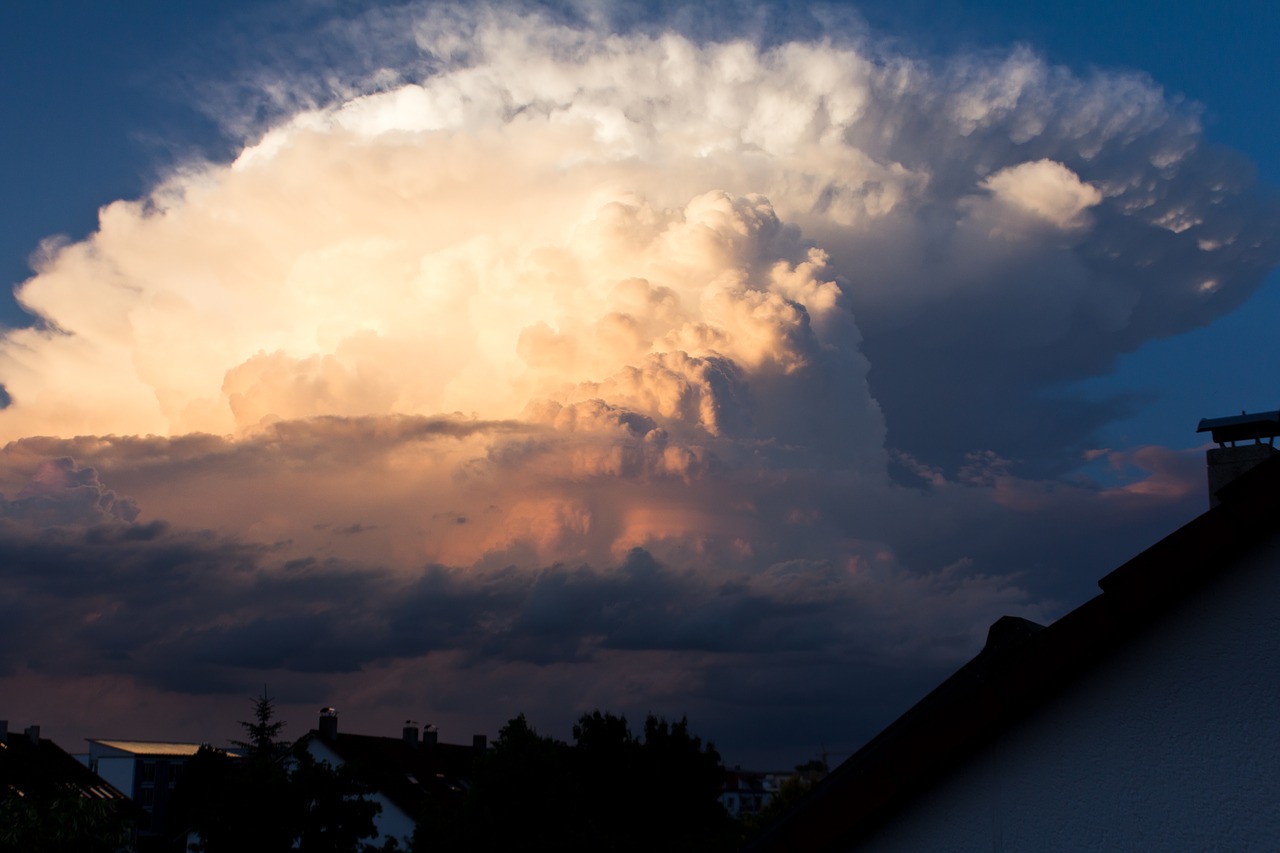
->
xmin=232 ymin=687 xmax=289 ymax=760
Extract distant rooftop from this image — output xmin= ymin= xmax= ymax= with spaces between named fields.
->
xmin=301 ymin=728 xmax=480 ymax=819
xmin=88 ymin=739 xmax=209 ymax=756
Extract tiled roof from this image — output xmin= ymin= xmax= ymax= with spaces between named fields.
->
xmin=300 ymin=731 xmax=481 ymax=819
xmin=747 ymin=453 xmax=1280 ymax=852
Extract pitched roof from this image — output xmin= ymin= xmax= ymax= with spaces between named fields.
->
xmin=1 ymin=731 xmax=130 ymax=802
xmin=298 ymin=730 xmax=481 ymax=819
xmin=746 ymin=452 xmax=1280 ymax=852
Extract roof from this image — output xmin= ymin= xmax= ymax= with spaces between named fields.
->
xmin=88 ymin=739 xmax=209 ymax=757
xmin=722 ymin=769 xmax=778 ymax=794
xmin=298 ymin=730 xmax=481 ymax=819
xmin=1 ymin=731 xmax=130 ymax=802
xmin=746 ymin=452 xmax=1280 ymax=852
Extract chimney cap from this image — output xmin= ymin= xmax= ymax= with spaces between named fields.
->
xmin=1197 ymin=409 xmax=1280 ymax=446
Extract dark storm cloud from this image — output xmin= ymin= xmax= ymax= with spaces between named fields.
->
xmin=0 ymin=422 xmax=1205 ymax=704
xmin=0 ymin=504 xmax=1040 ymax=700
xmin=0 ymin=518 xmax=381 ymax=688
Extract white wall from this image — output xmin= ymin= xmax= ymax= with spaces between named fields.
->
xmin=857 ymin=534 xmax=1280 ymax=852
xmin=368 ymin=790 xmax=417 ymax=846
xmin=93 ymin=756 xmax=136 ymax=798
xmin=302 ymin=738 xmax=417 ymax=847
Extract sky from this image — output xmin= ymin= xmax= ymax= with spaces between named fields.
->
xmin=0 ymin=0 xmax=1276 ymax=768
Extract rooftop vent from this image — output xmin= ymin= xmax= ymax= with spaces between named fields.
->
xmin=1197 ymin=410 xmax=1280 ymax=507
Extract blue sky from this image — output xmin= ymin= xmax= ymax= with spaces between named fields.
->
xmin=0 ymin=1 xmax=1276 ymax=764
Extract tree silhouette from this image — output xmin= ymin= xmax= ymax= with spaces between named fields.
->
xmin=231 ymin=688 xmax=289 ymax=760
xmin=420 ymin=710 xmax=732 ymax=852
xmin=291 ymin=750 xmax=391 ymax=853
xmin=174 ymin=743 xmax=294 ymax=853
xmin=0 ymin=795 xmax=131 ymax=853
xmin=447 ymin=714 xmax=577 ymax=851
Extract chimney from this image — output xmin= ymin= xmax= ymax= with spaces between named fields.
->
xmin=423 ymin=725 xmax=438 ymax=750
xmin=981 ymin=615 xmax=1044 ymax=658
xmin=473 ymin=734 xmax=488 ymax=752
xmin=319 ymin=707 xmax=338 ymax=741
xmin=24 ymin=725 xmax=40 ymax=745
xmin=0 ymin=720 xmax=7 ymax=743
xmin=403 ymin=720 xmax=420 ymax=749
xmin=1196 ymin=410 xmax=1280 ymax=507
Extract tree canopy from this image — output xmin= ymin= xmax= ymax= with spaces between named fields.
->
xmin=0 ymin=796 xmax=131 ymax=853
xmin=174 ymin=699 xmax=735 ymax=852
xmin=416 ymin=711 xmax=734 ymax=853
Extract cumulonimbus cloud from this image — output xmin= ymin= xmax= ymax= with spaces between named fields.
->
xmin=0 ymin=4 xmax=1272 ymax=756
xmin=4 ymin=9 xmax=1274 ymax=458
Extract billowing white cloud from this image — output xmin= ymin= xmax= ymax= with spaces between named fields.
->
xmin=4 ymin=10 xmax=1273 ymax=466
xmin=973 ymin=158 xmax=1102 ymax=233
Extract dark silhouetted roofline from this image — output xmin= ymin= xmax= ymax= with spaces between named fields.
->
xmin=296 ymin=729 xmax=480 ymax=819
xmin=1 ymin=731 xmax=131 ymax=803
xmin=746 ymin=453 xmax=1280 ymax=852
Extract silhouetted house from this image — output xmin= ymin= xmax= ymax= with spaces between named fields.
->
xmin=749 ymin=414 xmax=1280 ymax=851
xmin=84 ymin=739 xmax=213 ymax=841
xmin=294 ymin=708 xmax=484 ymax=846
xmin=1 ymin=722 xmax=129 ymax=802
xmin=0 ymin=722 xmax=134 ymax=833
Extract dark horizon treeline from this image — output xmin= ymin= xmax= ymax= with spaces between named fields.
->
xmin=177 ymin=700 xmax=740 ymax=853
xmin=424 ymin=710 xmax=736 ymax=852
xmin=1 ymin=694 xmax=826 ymax=852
